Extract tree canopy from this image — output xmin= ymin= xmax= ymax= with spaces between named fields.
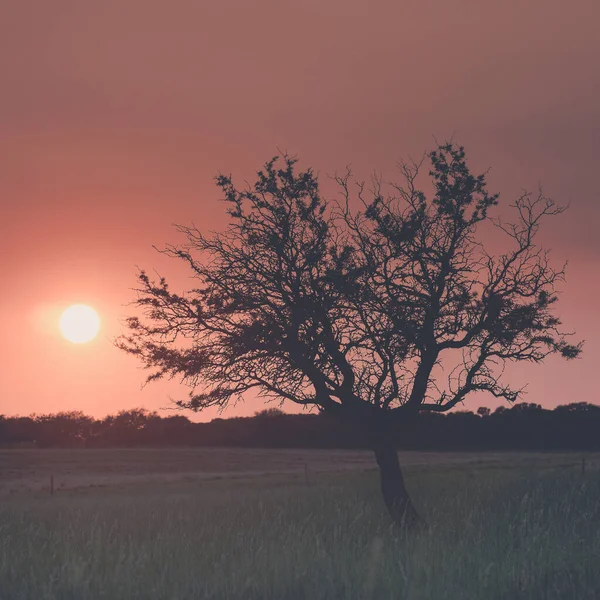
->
xmin=118 ymin=144 xmax=581 ymax=423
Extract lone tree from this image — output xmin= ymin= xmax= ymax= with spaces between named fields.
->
xmin=118 ymin=144 xmax=581 ymax=526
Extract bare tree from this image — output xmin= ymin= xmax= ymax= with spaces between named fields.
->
xmin=117 ymin=144 xmax=581 ymax=526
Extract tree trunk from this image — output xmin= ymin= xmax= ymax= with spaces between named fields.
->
xmin=373 ymin=435 xmax=423 ymax=528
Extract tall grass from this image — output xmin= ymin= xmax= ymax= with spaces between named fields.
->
xmin=1 ymin=467 xmax=598 ymax=599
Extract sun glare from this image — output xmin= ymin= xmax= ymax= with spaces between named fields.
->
xmin=59 ymin=304 xmax=101 ymax=344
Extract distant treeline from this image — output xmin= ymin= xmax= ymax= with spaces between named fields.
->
xmin=1 ymin=403 xmax=599 ymax=451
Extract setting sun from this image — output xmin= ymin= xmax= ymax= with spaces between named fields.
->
xmin=59 ymin=304 xmax=101 ymax=344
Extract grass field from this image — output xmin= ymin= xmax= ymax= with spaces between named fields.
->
xmin=1 ymin=449 xmax=599 ymax=599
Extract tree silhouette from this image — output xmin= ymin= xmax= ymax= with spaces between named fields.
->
xmin=117 ymin=144 xmax=581 ymax=526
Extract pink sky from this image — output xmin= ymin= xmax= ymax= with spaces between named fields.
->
xmin=1 ymin=0 xmax=598 ymax=419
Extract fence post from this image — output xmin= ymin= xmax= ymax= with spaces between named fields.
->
xmin=304 ymin=462 xmax=310 ymax=486
xmin=581 ymin=457 xmax=586 ymax=476
xmin=50 ymin=475 xmax=54 ymax=495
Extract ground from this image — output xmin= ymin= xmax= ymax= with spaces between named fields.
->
xmin=1 ymin=449 xmax=599 ymax=599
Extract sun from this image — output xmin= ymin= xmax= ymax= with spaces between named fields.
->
xmin=59 ymin=304 xmax=101 ymax=344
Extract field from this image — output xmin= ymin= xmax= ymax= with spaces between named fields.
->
xmin=1 ymin=449 xmax=599 ymax=600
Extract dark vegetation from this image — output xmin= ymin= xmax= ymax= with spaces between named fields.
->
xmin=113 ymin=143 xmax=580 ymax=525
xmin=2 ymin=402 xmax=598 ymax=451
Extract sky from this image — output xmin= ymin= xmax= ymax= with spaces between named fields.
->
xmin=1 ymin=0 xmax=599 ymax=420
